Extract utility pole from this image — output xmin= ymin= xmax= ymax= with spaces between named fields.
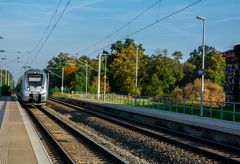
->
xmin=134 ymin=43 xmax=139 ymax=107
xmin=61 ymin=67 xmax=64 ymax=94
xmin=7 ymin=68 xmax=9 ymax=86
xmin=5 ymin=66 xmax=7 ymax=86
xmin=85 ymin=61 xmax=88 ymax=98
xmin=97 ymin=53 xmax=102 ymax=100
xmin=104 ymin=54 xmax=107 ymax=101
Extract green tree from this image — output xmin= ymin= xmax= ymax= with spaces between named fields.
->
xmin=188 ymin=45 xmax=216 ymax=69
xmin=187 ymin=45 xmax=225 ymax=86
xmin=142 ymin=51 xmax=184 ymax=96
xmin=77 ymin=55 xmax=99 ymax=94
xmin=144 ymin=73 xmax=164 ymax=96
xmin=179 ymin=61 xmax=196 ymax=87
xmin=206 ymin=51 xmax=226 ymax=86
xmin=172 ymin=50 xmax=183 ymax=61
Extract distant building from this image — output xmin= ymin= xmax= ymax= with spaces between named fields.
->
xmin=223 ymin=44 xmax=240 ymax=102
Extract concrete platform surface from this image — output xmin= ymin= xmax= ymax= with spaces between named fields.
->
xmin=68 ymin=97 xmax=240 ymax=137
xmin=0 ymin=96 xmax=52 ymax=164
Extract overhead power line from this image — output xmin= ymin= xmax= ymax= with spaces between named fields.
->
xmin=15 ymin=0 xmax=64 ymax=65
xmin=30 ymin=0 xmax=63 ymax=54
xmin=86 ymin=0 xmax=202 ymax=57
xmin=127 ymin=0 xmax=202 ymax=37
xmin=5 ymin=0 xmax=71 ymax=69
xmin=78 ymin=0 xmax=162 ymax=54
xmin=30 ymin=0 xmax=72 ymax=66
xmin=7 ymin=0 xmax=201 ymax=68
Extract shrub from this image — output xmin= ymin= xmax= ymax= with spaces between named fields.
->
xmin=171 ymin=78 xmax=225 ymax=102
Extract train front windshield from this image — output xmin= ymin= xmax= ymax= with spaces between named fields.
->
xmin=28 ymin=74 xmax=43 ymax=86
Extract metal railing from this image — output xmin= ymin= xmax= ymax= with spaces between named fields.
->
xmin=55 ymin=93 xmax=240 ymax=122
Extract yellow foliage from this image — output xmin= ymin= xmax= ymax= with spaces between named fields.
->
xmin=64 ymin=63 xmax=77 ymax=74
xmin=170 ymin=87 xmax=183 ymax=99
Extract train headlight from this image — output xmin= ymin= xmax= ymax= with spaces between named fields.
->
xmin=27 ymin=86 xmax=30 ymax=91
xmin=40 ymin=86 xmax=44 ymax=91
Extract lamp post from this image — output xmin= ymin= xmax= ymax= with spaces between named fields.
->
xmin=196 ymin=16 xmax=205 ymax=117
xmin=61 ymin=67 xmax=64 ymax=94
xmin=134 ymin=43 xmax=139 ymax=107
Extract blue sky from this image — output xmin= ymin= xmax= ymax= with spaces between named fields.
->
xmin=0 ymin=0 xmax=240 ymax=82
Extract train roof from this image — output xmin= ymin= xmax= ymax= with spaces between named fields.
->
xmin=23 ymin=69 xmax=45 ymax=75
xmin=16 ymin=69 xmax=47 ymax=85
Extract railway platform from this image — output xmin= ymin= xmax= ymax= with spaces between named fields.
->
xmin=0 ymin=96 xmax=51 ymax=164
xmin=61 ymin=96 xmax=240 ymax=148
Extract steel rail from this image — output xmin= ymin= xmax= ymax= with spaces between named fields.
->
xmin=34 ymin=104 xmax=126 ymax=164
xmin=24 ymin=105 xmax=75 ymax=164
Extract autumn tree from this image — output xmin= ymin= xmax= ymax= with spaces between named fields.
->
xmin=109 ymin=38 xmax=145 ymax=95
xmin=46 ymin=52 xmax=77 ymax=93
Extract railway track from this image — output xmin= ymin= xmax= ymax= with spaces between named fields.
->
xmin=48 ymin=97 xmax=240 ymax=163
xmin=24 ymin=104 xmax=126 ymax=164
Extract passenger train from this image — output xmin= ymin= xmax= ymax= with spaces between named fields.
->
xmin=16 ymin=69 xmax=48 ymax=105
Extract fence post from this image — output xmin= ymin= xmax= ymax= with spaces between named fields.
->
xmin=209 ymin=101 xmax=212 ymax=118
xmin=162 ymin=97 xmax=165 ymax=110
xmin=170 ymin=98 xmax=172 ymax=111
xmin=151 ymin=97 xmax=153 ymax=108
xmin=176 ymin=99 xmax=178 ymax=113
xmin=191 ymin=100 xmax=194 ymax=115
xmin=184 ymin=99 xmax=186 ymax=113
xmin=221 ymin=105 xmax=223 ymax=120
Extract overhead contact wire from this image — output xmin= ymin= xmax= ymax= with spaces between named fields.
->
xmin=87 ymin=0 xmax=202 ymax=57
xmin=78 ymin=0 xmax=162 ymax=54
xmin=22 ymin=0 xmax=63 ymax=66
xmin=30 ymin=0 xmax=72 ymax=65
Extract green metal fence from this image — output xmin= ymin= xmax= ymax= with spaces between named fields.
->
xmin=55 ymin=93 xmax=240 ymax=122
